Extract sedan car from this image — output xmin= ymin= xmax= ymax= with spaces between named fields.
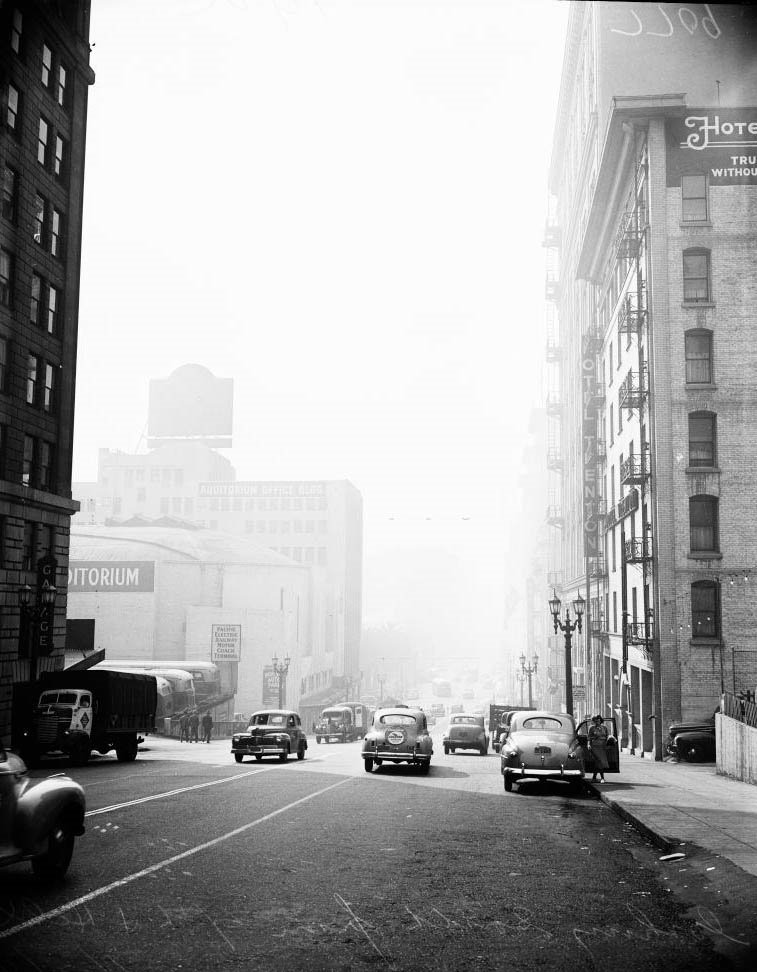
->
xmin=443 ymin=713 xmax=488 ymax=755
xmin=500 ymin=711 xmax=583 ymax=792
xmin=231 ymin=709 xmax=307 ymax=763
xmin=0 ymin=740 xmax=85 ymax=879
xmin=362 ymin=706 xmax=433 ymax=773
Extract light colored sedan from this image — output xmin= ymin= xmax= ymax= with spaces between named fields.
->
xmin=500 ymin=710 xmax=583 ymax=792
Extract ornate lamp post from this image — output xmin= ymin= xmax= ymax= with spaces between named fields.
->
xmin=18 ymin=581 xmax=57 ymax=683
xmin=548 ymin=589 xmax=585 ymax=716
xmin=271 ymin=654 xmax=291 ymax=708
xmin=519 ymin=653 xmax=538 ymax=708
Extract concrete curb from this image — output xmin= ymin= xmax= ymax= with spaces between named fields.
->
xmin=587 ymin=782 xmax=677 ymax=853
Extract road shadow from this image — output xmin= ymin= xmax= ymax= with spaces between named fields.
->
xmin=371 ymin=763 xmax=470 ymax=779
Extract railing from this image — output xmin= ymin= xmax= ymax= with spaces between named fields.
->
xmin=620 ymin=452 xmax=650 ymax=485
xmin=624 ymin=537 xmax=653 ymax=562
xmin=618 ymin=365 xmax=647 ymax=411
xmin=626 ymin=619 xmax=654 ymax=645
xmin=617 ymin=289 xmax=647 ymax=337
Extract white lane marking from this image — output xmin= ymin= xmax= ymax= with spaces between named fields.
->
xmin=0 ymin=777 xmax=351 ymax=941
xmin=86 ymin=768 xmax=267 ymax=816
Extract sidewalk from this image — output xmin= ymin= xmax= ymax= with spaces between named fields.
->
xmin=588 ymin=753 xmax=757 ymax=877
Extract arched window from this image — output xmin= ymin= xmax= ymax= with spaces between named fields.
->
xmin=691 ymin=580 xmax=720 ymax=640
xmin=688 ymin=412 xmax=716 ymax=467
xmin=685 ymin=330 xmax=713 ymax=384
xmin=689 ymin=495 xmax=718 ymax=553
xmin=683 ymin=248 xmax=711 ymax=302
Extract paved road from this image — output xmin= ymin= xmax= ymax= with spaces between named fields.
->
xmin=0 ymin=732 xmax=752 ymax=971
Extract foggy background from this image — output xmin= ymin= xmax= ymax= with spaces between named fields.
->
xmin=73 ymin=0 xmax=568 ymax=673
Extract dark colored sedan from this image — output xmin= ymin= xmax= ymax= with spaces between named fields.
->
xmin=443 ymin=714 xmax=488 ymax=755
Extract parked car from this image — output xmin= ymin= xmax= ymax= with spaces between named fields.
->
xmin=500 ymin=711 xmax=586 ymax=792
xmin=0 ymin=740 xmax=85 ymax=879
xmin=362 ymin=706 xmax=433 ymax=774
xmin=443 ymin=713 xmax=488 ymax=755
xmin=231 ymin=710 xmax=307 ymax=763
xmin=666 ymin=715 xmax=716 ymax=762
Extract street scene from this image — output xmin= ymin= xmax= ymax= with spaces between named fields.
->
xmin=2 ymin=1 xmax=757 ymax=970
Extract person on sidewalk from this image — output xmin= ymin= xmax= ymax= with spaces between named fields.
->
xmin=588 ymin=714 xmax=609 ymax=782
xmin=188 ymin=710 xmax=200 ymax=743
xmin=201 ymin=711 xmax=213 ymax=744
xmin=179 ymin=712 xmax=190 ymax=743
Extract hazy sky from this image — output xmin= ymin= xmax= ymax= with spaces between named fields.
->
xmin=74 ymin=0 xmax=568 ymax=655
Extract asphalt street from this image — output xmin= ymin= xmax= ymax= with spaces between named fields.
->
xmin=1 ymin=728 xmax=755 ymax=972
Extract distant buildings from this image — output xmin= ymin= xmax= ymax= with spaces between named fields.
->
xmin=545 ymin=2 xmax=757 ymax=754
xmin=0 ymin=2 xmax=94 ymax=738
xmin=71 ymin=364 xmax=364 ymax=715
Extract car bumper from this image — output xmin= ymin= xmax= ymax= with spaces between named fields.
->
xmin=365 ymin=749 xmax=431 ymax=764
xmin=232 ymin=744 xmax=287 ymax=756
xmin=502 ymin=765 xmax=583 ymax=779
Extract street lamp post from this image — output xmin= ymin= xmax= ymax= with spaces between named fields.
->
xmin=271 ymin=655 xmax=291 ymax=708
xmin=519 ymin=653 xmax=538 ymax=708
xmin=516 ymin=670 xmax=526 ymax=707
xmin=18 ymin=580 xmax=57 ymax=683
xmin=548 ymin=589 xmax=585 ymax=717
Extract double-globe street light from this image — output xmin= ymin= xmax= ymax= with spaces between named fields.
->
xmin=271 ymin=655 xmax=291 ymax=708
xmin=519 ymin=653 xmax=538 ymax=708
xmin=548 ymin=589 xmax=585 ymax=717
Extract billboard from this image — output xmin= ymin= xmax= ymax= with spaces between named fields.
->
xmin=148 ymin=364 xmax=233 ymax=446
xmin=666 ymin=109 xmax=757 ymax=185
xmin=211 ymin=624 xmax=241 ymax=662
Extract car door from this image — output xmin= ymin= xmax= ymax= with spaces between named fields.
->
xmin=576 ymin=716 xmax=620 ymax=774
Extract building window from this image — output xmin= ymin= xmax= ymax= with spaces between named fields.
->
xmin=690 ymin=495 xmax=718 ymax=553
xmin=41 ymin=43 xmax=52 ymax=87
xmin=23 ymin=520 xmax=37 ymax=569
xmin=612 ymin=590 xmax=617 ymax=633
xmin=38 ymin=440 xmax=53 ymax=489
xmin=33 ymin=192 xmax=46 ymax=244
xmin=43 ymin=362 xmax=56 ymax=413
xmin=685 ymin=330 xmax=712 ymax=384
xmin=691 ymin=580 xmax=719 ymax=640
xmin=689 ymin=412 xmax=716 ymax=467
xmin=22 ymin=434 xmax=35 ymax=485
xmin=30 ymin=272 xmax=41 ymax=323
xmin=37 ymin=116 xmax=49 ymax=165
xmin=51 ymin=208 xmax=63 ymax=257
xmin=46 ymin=283 xmax=59 ymax=333
xmin=57 ymin=64 xmax=67 ymax=108
xmin=54 ymin=134 xmax=66 ymax=180
xmin=10 ymin=9 xmax=23 ymax=55
xmin=683 ymin=248 xmax=711 ymax=302
xmin=0 ymin=247 xmax=13 ymax=306
xmin=0 ymin=336 xmax=7 ymax=390
xmin=26 ymin=353 xmax=39 ymax=405
xmin=682 ymin=174 xmax=708 ymax=221
xmin=2 ymin=165 xmax=17 ymax=221
xmin=0 ymin=424 xmax=6 ymax=477
xmin=6 ymin=83 xmax=20 ymax=134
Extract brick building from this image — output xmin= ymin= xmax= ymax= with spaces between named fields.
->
xmin=546 ymin=2 xmax=757 ymax=755
xmin=0 ymin=2 xmax=93 ymax=739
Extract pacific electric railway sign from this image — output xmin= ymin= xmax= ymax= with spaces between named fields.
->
xmin=211 ymin=624 xmax=241 ymax=662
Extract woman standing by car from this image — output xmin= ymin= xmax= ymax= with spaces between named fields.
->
xmin=588 ymin=714 xmax=609 ymax=782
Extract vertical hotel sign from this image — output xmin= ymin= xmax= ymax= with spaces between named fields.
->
xmin=582 ymin=335 xmax=600 ymax=558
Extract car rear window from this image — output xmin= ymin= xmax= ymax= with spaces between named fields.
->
xmin=452 ymin=716 xmax=478 ymax=725
xmin=520 ymin=717 xmax=567 ymax=731
xmin=379 ymin=714 xmax=417 ymax=726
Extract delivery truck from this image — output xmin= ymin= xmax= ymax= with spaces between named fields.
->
xmin=17 ymin=669 xmax=157 ymax=767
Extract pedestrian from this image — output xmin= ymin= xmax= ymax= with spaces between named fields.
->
xmin=189 ymin=709 xmax=200 ymax=743
xmin=179 ymin=711 xmax=189 ymax=743
xmin=588 ymin=714 xmax=609 ymax=782
xmin=201 ymin=711 xmax=213 ymax=744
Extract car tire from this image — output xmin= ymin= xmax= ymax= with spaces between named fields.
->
xmin=297 ymin=744 xmax=306 ymax=760
xmin=503 ymin=773 xmax=513 ymax=792
xmin=363 ymin=758 xmax=373 ymax=772
xmin=69 ymin=739 xmax=91 ymax=767
xmin=443 ymin=744 xmax=449 ymax=755
xmin=684 ymin=744 xmax=703 ymax=762
xmin=115 ymin=737 xmax=138 ymax=763
xmin=31 ymin=816 xmax=76 ymax=880
xmin=278 ymin=748 xmax=289 ymax=762
xmin=234 ymin=753 xmax=243 ymax=763
xmin=479 ymin=746 xmax=486 ymax=756
xmin=316 ymin=737 xmax=322 ymax=744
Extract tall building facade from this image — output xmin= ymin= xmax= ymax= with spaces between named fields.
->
xmin=547 ymin=2 xmax=757 ymax=755
xmin=0 ymin=2 xmax=93 ymax=738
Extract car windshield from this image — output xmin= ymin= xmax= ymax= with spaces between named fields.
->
xmin=519 ymin=717 xmax=569 ymax=732
xmin=249 ymin=713 xmax=286 ymax=726
xmin=379 ymin=714 xmax=417 ymax=726
xmin=452 ymin=716 xmax=479 ymax=725
xmin=323 ymin=710 xmax=348 ymax=721
xmin=40 ymin=692 xmax=79 ymax=705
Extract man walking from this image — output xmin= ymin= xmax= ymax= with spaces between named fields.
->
xmin=201 ymin=711 xmax=213 ymax=744
xmin=189 ymin=710 xmax=200 ymax=743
